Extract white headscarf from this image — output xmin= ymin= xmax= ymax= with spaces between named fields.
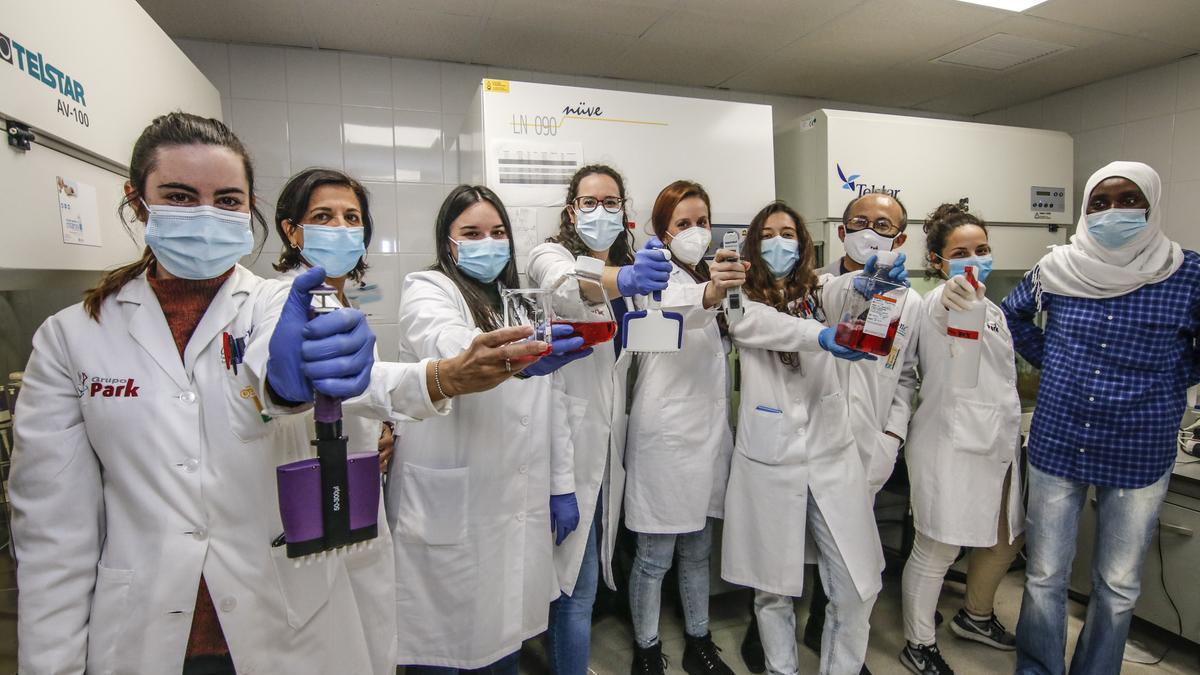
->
xmin=1032 ymin=161 xmax=1183 ymax=304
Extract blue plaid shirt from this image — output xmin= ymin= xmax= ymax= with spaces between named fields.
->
xmin=1001 ymin=250 xmax=1200 ymax=489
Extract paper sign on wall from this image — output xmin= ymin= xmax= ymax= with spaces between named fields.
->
xmin=57 ymin=176 xmax=102 ymax=247
xmin=490 ymin=140 xmax=583 ymax=207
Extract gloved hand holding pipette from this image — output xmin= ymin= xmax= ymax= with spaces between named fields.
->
xmin=267 ymin=266 xmax=376 ymax=403
xmin=617 ymin=237 xmax=673 ymax=297
xmin=521 ymin=324 xmax=593 ymax=377
xmin=941 ymin=273 xmax=986 ymax=312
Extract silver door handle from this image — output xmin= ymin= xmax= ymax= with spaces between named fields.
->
xmin=1160 ymin=521 xmax=1194 ymax=537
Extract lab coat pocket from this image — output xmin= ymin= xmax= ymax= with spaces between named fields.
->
xmin=737 ymin=406 xmax=789 ymax=465
xmin=270 ymin=543 xmax=336 ymax=629
xmin=564 ymin=393 xmax=591 ymax=441
xmin=815 ymin=392 xmax=856 ymax=460
xmin=222 ymin=373 xmax=273 ymax=443
xmin=394 ymin=463 xmax=469 ymax=546
xmin=87 ymin=563 xmax=135 ymax=674
xmin=659 ymin=394 xmax=712 ymax=455
xmin=951 ymin=399 xmax=1003 ymax=457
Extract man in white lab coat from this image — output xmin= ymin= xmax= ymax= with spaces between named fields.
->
xmin=740 ymin=193 xmax=921 ymax=675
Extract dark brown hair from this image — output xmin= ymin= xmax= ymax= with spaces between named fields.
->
xmin=922 ymin=201 xmax=987 ymax=278
xmin=273 ymin=168 xmax=373 ymax=282
xmin=742 ymin=201 xmax=820 ymax=368
xmin=651 ymin=180 xmax=712 ymax=281
xmin=430 ymin=185 xmax=521 ymax=332
xmin=83 ymin=112 xmax=267 ymax=319
xmin=547 ymin=164 xmax=635 ymax=266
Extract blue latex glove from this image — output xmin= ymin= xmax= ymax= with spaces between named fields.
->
xmin=864 ymin=252 xmax=910 ymax=287
xmin=522 ymin=324 xmax=593 ymax=377
xmin=818 ymin=327 xmax=877 ymax=362
xmin=550 ymin=493 xmax=580 ymax=546
xmin=267 ymin=266 xmax=327 ymax=403
xmin=617 ymin=238 xmax=672 ymax=297
xmin=301 ymin=308 xmax=376 ymax=399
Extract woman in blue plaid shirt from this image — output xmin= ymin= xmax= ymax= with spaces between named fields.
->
xmin=1001 ymin=161 xmax=1200 ymax=675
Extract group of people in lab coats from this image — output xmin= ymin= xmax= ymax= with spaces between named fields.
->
xmin=8 ymin=110 xmax=1197 ymax=675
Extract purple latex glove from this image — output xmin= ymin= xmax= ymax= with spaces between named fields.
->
xmin=550 ymin=492 xmax=580 ymax=546
xmin=267 ymin=266 xmax=327 ymax=403
xmin=617 ymin=237 xmax=672 ymax=297
xmin=521 ymin=324 xmax=593 ymax=377
xmin=818 ymin=327 xmax=877 ymax=362
xmin=301 ymin=308 xmax=376 ymax=399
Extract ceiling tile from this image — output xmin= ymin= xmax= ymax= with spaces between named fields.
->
xmin=490 ymin=0 xmax=673 ymax=37
xmin=139 ymin=0 xmax=313 ymax=47
xmin=474 ymin=18 xmax=637 ymax=76
xmin=304 ymin=6 xmax=487 ymax=63
xmin=1027 ymin=0 xmax=1200 ymax=37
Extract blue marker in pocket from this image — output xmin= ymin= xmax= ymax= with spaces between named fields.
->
xmin=755 ymin=405 xmax=783 ymax=414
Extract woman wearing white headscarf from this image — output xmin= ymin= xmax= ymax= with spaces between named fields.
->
xmin=1001 ymin=161 xmax=1200 ymax=675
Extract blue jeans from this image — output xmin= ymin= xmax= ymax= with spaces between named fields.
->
xmin=628 ymin=520 xmax=713 ymax=648
xmin=406 ymin=652 xmax=519 ymax=675
xmin=1016 ymin=464 xmax=1171 ymax=675
xmin=548 ymin=516 xmax=600 ymax=675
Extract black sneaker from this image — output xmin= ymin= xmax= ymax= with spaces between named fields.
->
xmin=740 ymin=614 xmax=766 ymax=673
xmin=900 ymin=642 xmax=955 ymax=675
xmin=632 ymin=641 xmax=669 ymax=675
xmin=682 ymin=633 xmax=734 ymax=675
xmin=949 ymin=609 xmax=1017 ymax=651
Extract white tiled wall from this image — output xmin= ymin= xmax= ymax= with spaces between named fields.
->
xmin=975 ymin=55 xmax=1200 ymax=252
xmin=178 ymin=39 xmax=968 ymax=360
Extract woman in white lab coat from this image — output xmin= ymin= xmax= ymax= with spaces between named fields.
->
xmin=720 ymin=201 xmax=885 ymax=675
xmin=8 ymin=113 xmax=384 ymax=675
xmin=900 ymin=203 xmax=1025 ymax=675
xmin=526 ymin=164 xmax=673 ymax=674
xmin=624 ymin=180 xmax=746 ymax=675
xmin=388 ymin=184 xmax=592 ymax=673
xmin=270 ymin=167 xmax=399 ymax=675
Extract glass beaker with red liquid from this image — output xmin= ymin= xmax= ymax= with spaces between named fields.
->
xmin=834 ymin=250 xmax=908 ymax=357
xmin=548 ymin=256 xmax=617 ymax=349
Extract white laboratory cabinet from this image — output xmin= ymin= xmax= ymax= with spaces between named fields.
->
xmin=775 ymin=109 xmax=1074 ymax=271
xmin=458 ymin=79 xmax=775 ymax=271
xmin=0 ymin=0 xmax=222 ymax=277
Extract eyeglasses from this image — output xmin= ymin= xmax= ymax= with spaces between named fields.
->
xmin=845 ymin=216 xmax=900 ymax=236
xmin=573 ymin=196 xmax=624 ymax=214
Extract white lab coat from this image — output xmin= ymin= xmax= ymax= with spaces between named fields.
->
xmin=387 ymin=270 xmax=579 ymax=669
xmin=720 ymin=294 xmax=883 ymax=600
xmin=273 ymin=267 xmax=396 ymax=675
xmin=526 ymin=243 xmax=630 ymax=594
xmin=624 ymin=261 xmax=734 ymax=534
xmin=9 ymin=265 xmax=445 ymax=675
xmin=820 ymin=272 xmax=922 ymax=493
xmin=906 ymin=284 xmax=1025 ymax=548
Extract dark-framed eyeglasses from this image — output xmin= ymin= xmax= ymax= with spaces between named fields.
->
xmin=573 ymin=196 xmax=624 ymax=214
xmin=845 ymin=216 xmax=900 ymax=236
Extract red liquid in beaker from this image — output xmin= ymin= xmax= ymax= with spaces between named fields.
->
xmin=553 ymin=320 xmax=618 ymax=349
xmin=834 ymin=318 xmax=899 ymax=357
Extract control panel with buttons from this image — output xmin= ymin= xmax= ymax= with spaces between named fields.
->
xmin=1030 ymin=186 xmax=1066 ymax=212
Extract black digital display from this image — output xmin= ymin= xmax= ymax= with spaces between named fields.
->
xmin=1036 ymin=191 xmax=1051 ymax=196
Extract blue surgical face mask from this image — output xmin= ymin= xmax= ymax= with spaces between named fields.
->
xmin=453 ymin=237 xmax=511 ymax=282
xmin=941 ymin=254 xmax=993 ymax=284
xmin=301 ymin=224 xmax=366 ymax=277
xmin=143 ymin=202 xmax=253 ymax=280
xmin=1085 ymin=208 xmax=1148 ymax=249
xmin=575 ymin=207 xmax=625 ymax=252
xmin=761 ymin=236 xmax=800 ymax=278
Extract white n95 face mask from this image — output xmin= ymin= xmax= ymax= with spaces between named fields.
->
xmin=668 ymin=227 xmax=711 ymax=265
xmin=842 ymin=228 xmax=895 ymax=265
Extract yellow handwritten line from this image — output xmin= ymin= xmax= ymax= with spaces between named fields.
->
xmin=561 ymin=115 xmax=669 ymax=127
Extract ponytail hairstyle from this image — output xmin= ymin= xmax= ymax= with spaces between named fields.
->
xmin=430 ymin=185 xmax=521 ymax=332
xmin=82 ymin=112 xmax=267 ymax=320
xmin=547 ymin=164 xmax=635 ymax=266
xmin=742 ymin=201 xmax=820 ymax=368
xmin=273 ymin=168 xmax=373 ymax=282
xmin=651 ymin=180 xmax=712 ymax=282
xmin=922 ymin=200 xmax=987 ymax=279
